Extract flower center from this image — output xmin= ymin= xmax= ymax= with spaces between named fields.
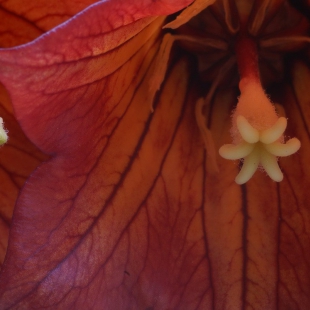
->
xmin=149 ymin=0 xmax=309 ymax=183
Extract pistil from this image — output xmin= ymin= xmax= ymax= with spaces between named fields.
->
xmin=219 ymin=34 xmax=301 ymax=184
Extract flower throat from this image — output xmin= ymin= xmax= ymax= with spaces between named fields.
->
xmin=149 ymin=0 xmax=309 ymax=183
xmin=168 ymin=0 xmax=310 ymax=184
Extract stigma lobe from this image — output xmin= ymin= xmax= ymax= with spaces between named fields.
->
xmin=219 ymin=35 xmax=301 ymax=184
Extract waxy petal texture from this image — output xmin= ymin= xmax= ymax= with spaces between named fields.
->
xmin=0 ymin=0 xmax=72 ymax=267
xmin=0 ymin=0 xmax=209 ymax=309
xmin=0 ymin=0 xmax=309 ymax=309
xmin=0 ymin=85 xmax=47 ymax=268
xmin=0 ymin=0 xmax=103 ymax=47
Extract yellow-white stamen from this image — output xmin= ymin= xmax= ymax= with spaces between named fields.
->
xmin=0 ymin=117 xmax=8 ymax=145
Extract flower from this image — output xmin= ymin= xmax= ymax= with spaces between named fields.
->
xmin=0 ymin=0 xmax=309 ymax=309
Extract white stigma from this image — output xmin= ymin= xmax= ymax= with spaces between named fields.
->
xmin=219 ymin=33 xmax=302 ymax=184
xmin=219 ymin=115 xmax=300 ymax=184
xmin=0 ymin=117 xmax=8 ymax=145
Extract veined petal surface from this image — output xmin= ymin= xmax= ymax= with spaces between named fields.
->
xmin=0 ymin=0 xmax=309 ymax=309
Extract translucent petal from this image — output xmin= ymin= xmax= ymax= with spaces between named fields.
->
xmin=235 ymin=148 xmax=260 ymax=184
xmin=163 ymin=0 xmax=216 ymax=29
xmin=149 ymin=33 xmax=175 ymax=111
xmin=260 ymin=149 xmax=283 ymax=182
xmin=264 ymin=138 xmax=301 ymax=157
xmin=260 ymin=117 xmax=287 ymax=144
xmin=237 ymin=115 xmax=259 ymax=143
xmin=219 ymin=142 xmax=255 ymax=160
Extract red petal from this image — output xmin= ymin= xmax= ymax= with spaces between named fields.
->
xmin=1 ymin=0 xmax=309 ymax=309
xmin=0 ymin=0 xmax=102 ymax=47
xmin=0 ymin=84 xmax=47 ymax=268
xmin=0 ymin=0 xmax=206 ymax=308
